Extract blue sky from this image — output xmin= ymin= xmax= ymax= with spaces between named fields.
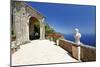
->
xmin=26 ymin=2 xmax=96 ymax=35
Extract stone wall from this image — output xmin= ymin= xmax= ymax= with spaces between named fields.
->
xmin=59 ymin=40 xmax=72 ymax=54
xmin=81 ymin=45 xmax=96 ymax=61
xmin=12 ymin=1 xmax=45 ymax=46
xmin=59 ymin=40 xmax=96 ymax=62
xmin=13 ymin=6 xmax=30 ymax=45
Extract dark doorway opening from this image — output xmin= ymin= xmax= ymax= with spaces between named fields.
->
xmin=29 ymin=16 xmax=40 ymax=40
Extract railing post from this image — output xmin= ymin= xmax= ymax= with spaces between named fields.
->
xmin=78 ymin=45 xmax=81 ymax=62
xmin=56 ymin=39 xmax=59 ymax=46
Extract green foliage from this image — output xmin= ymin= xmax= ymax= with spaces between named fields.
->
xmin=45 ymin=23 xmax=56 ymax=36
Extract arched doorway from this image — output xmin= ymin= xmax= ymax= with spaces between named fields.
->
xmin=29 ymin=16 xmax=40 ymax=40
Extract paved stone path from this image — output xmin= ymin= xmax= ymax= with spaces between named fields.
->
xmin=12 ymin=40 xmax=77 ymax=66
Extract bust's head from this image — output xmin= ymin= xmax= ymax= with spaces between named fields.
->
xmin=75 ymin=28 xmax=79 ymax=33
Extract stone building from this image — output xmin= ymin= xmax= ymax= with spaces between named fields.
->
xmin=11 ymin=1 xmax=45 ymax=46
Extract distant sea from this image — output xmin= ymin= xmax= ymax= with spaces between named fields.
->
xmin=63 ymin=34 xmax=96 ymax=47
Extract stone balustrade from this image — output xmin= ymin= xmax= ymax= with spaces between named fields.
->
xmin=59 ymin=39 xmax=96 ymax=62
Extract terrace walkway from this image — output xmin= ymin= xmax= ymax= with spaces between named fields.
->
xmin=12 ymin=40 xmax=77 ymax=66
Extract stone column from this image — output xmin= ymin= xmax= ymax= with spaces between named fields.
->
xmin=19 ymin=7 xmax=26 ymax=44
xmin=13 ymin=8 xmax=22 ymax=46
xmin=40 ymin=23 xmax=43 ymax=40
xmin=42 ymin=22 xmax=45 ymax=39
xmin=19 ymin=7 xmax=30 ymax=44
xmin=25 ymin=13 xmax=31 ymax=42
xmin=40 ymin=18 xmax=45 ymax=39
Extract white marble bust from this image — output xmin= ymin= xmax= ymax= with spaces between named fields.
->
xmin=74 ymin=28 xmax=81 ymax=45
